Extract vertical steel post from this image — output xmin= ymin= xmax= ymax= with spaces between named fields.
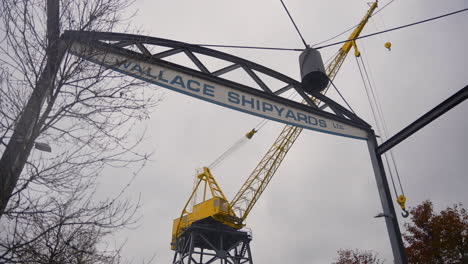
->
xmin=367 ymin=129 xmax=408 ymax=264
xmin=0 ymin=0 xmax=63 ymax=218
xmin=188 ymin=233 xmax=194 ymax=264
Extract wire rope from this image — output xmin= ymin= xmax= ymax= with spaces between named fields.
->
xmin=358 ymin=52 xmax=405 ymax=195
xmin=314 ymin=7 xmax=468 ymax=50
xmin=374 ymin=1 xmax=391 ymax=31
xmin=373 ymin=0 xmax=396 ymax=17
xmin=279 ymin=0 xmax=308 ymax=48
xmin=254 ymin=119 xmax=269 ymax=131
xmin=358 ymin=55 xmax=393 ymax=175
xmin=324 ymin=50 xmax=340 ymax=65
xmin=209 ymin=136 xmax=250 ymax=169
xmin=253 ymin=88 xmax=301 ymax=131
xmin=192 ymin=44 xmax=303 ymax=51
xmin=370 ymin=16 xmax=385 ymax=43
xmin=355 ymin=56 xmax=399 ymax=198
xmin=328 ymin=77 xmax=356 ymax=114
xmin=312 ymin=0 xmax=396 ymax=47
xmin=255 ymin=120 xmax=268 ymax=131
xmin=312 ymin=24 xmax=358 ymax=48
xmin=389 ymin=146 xmax=405 ymax=195
xmin=170 ymin=6 xmax=468 ymax=53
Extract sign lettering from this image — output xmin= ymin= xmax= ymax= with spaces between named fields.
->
xmin=69 ymin=42 xmax=368 ymax=140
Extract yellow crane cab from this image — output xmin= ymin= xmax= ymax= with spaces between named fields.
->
xmin=171 ymin=168 xmax=243 ymax=249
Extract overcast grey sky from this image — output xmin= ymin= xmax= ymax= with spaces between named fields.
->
xmin=96 ymin=0 xmax=468 ymax=263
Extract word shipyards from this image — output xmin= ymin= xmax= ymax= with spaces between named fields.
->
xmin=69 ymin=40 xmax=368 ymax=140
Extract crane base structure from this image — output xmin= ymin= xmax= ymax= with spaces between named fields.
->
xmin=172 ymin=218 xmax=253 ymax=264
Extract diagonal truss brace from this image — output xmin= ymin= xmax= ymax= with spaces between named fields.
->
xmin=61 ymin=31 xmax=371 ymax=140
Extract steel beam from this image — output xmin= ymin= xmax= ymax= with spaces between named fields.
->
xmin=378 ymin=85 xmax=468 ymax=155
xmin=0 ymin=0 xmax=65 ymax=217
xmin=64 ymin=35 xmax=372 ymax=140
xmin=367 ymin=130 xmax=408 ymax=264
xmin=61 ymin=30 xmax=371 ymax=127
xmin=172 ymin=221 xmax=253 ymax=264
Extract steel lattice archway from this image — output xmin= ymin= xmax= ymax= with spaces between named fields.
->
xmin=61 ymin=30 xmax=370 ymax=130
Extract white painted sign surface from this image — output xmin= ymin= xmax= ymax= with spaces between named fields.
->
xmin=69 ymin=42 xmax=368 ymax=140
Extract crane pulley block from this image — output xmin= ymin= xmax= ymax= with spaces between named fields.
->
xmin=397 ymin=195 xmax=409 ymax=218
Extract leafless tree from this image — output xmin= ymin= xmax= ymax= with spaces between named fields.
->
xmin=1 ymin=182 xmax=138 ymax=263
xmin=0 ymin=0 xmax=158 ymax=262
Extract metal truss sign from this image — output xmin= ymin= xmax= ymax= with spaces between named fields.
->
xmin=68 ymin=40 xmax=369 ymax=140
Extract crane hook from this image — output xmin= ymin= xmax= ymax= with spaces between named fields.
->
xmin=401 ymin=209 xmax=409 ymax=218
xmin=397 ymin=195 xmax=409 ymax=218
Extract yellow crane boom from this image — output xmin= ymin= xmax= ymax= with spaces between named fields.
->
xmin=229 ymin=1 xmax=379 ymax=222
xmin=171 ymin=1 xmax=379 ymax=250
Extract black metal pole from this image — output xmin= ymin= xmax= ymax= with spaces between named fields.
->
xmin=367 ymin=129 xmax=408 ymax=264
xmin=377 ymin=85 xmax=468 ymax=155
xmin=0 ymin=0 xmax=62 ymax=217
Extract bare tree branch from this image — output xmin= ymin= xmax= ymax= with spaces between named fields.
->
xmin=0 ymin=0 xmax=158 ymax=263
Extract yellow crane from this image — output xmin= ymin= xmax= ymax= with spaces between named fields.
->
xmin=171 ymin=1 xmax=378 ymax=262
xmin=229 ymin=1 xmax=378 ymax=224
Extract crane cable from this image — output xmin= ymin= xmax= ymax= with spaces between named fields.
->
xmin=312 ymin=0 xmax=396 ymax=48
xmin=255 ymin=49 xmax=340 ymax=126
xmin=208 ymin=81 xmax=308 ymax=170
xmin=174 ymin=6 xmax=467 ymax=52
xmin=355 ymin=54 xmax=408 ymax=217
xmin=355 ymin=56 xmax=396 ymax=195
xmin=209 ymin=132 xmax=254 ymax=169
xmin=211 ymin=53 xmax=351 ymax=170
xmin=359 ymin=49 xmax=405 ymax=197
xmin=328 ymin=78 xmax=356 ymax=114
xmin=315 ymin=7 xmax=468 ymax=50
xmin=279 ymin=0 xmax=308 ymax=48
xmin=208 ymin=86 xmax=303 ymax=169
xmin=360 ymin=52 xmax=406 ymax=197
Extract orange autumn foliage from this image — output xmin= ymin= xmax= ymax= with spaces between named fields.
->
xmin=404 ymin=200 xmax=468 ymax=264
